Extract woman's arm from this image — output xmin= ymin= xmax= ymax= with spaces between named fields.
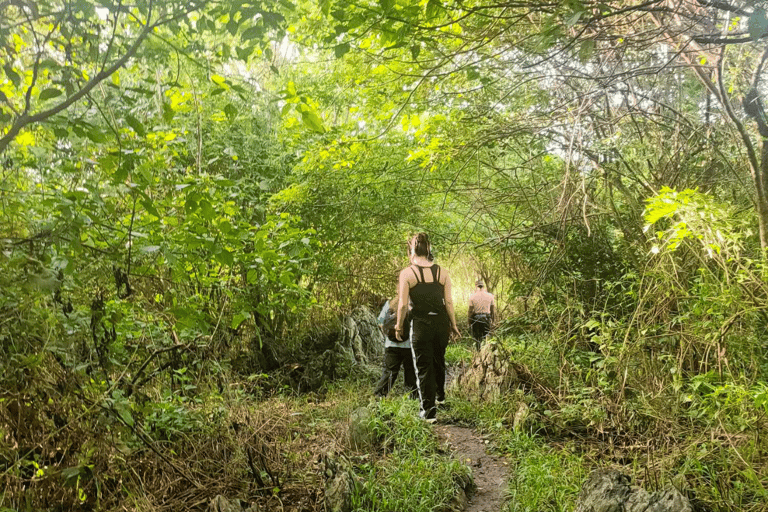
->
xmin=443 ymin=273 xmax=461 ymax=337
xmin=395 ymin=269 xmax=411 ymax=341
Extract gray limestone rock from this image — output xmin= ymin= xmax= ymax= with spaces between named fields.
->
xmin=322 ymin=453 xmax=356 ymax=512
xmin=339 ymin=306 xmax=384 ymax=364
xmin=449 ymin=341 xmax=518 ymax=401
xmin=347 ymin=406 xmax=376 ymax=450
xmin=207 ymin=496 xmax=259 ymax=512
xmin=573 ymin=469 xmax=692 ymax=512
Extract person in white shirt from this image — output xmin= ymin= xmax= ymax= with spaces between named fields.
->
xmin=374 ymin=296 xmax=417 ymax=398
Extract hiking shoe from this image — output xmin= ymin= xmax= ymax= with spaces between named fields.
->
xmin=425 ymin=417 xmax=437 ymax=424
xmin=435 ymin=399 xmax=445 ymax=405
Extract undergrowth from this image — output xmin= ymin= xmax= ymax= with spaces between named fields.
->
xmin=445 ymin=331 xmax=768 ymax=512
xmin=350 ymin=396 xmax=470 ymax=512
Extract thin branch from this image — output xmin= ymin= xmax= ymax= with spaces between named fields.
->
xmin=0 ymin=0 xmax=157 ymax=154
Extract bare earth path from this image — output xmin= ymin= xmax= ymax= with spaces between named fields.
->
xmin=435 ymin=424 xmax=508 ymax=512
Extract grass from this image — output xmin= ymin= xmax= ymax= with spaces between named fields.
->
xmin=445 ymin=337 xmax=475 ymax=366
xmin=7 ymin=325 xmax=767 ymax=512
xmin=443 ymin=330 xmax=768 ymax=512
xmin=349 ymin=394 xmax=471 ymax=512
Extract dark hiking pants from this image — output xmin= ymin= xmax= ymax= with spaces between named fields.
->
xmin=374 ymin=347 xmax=417 ymax=397
xmin=410 ymin=314 xmax=449 ymax=420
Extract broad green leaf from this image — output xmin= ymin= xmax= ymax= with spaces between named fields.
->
xmin=39 ymin=88 xmax=63 ymax=101
xmin=231 ymin=311 xmax=250 ymax=329
xmin=227 ymin=17 xmax=239 ymax=36
xmin=241 ymin=25 xmax=263 ymax=40
xmin=199 ymin=200 xmax=216 ymax=220
xmin=141 ymin=197 xmax=160 ymax=217
xmin=224 ymin=104 xmax=238 ymax=122
xmin=3 ymin=64 xmax=20 ymax=87
xmin=125 ymin=114 xmax=146 ymax=137
xmin=334 ymin=42 xmax=350 ymax=58
xmin=215 ymin=249 xmax=234 ymax=266
xmin=162 ymin=102 xmax=175 ymax=122
xmin=426 ymin=0 xmax=442 ymax=19
xmin=565 ymin=10 xmax=584 ymax=28
xmin=236 ymin=46 xmax=255 ymax=61
xmin=301 ymin=110 xmax=325 ymax=133
xmin=87 ymin=128 xmax=107 ymax=143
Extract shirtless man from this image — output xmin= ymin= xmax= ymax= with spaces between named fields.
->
xmin=468 ymin=280 xmax=495 ymax=349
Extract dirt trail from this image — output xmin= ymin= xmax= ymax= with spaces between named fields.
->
xmin=435 ymin=423 xmax=508 ymax=512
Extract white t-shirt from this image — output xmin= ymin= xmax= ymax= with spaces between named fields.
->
xmin=378 ymin=300 xmax=411 ymax=348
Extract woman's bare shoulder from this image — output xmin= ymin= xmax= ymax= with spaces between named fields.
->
xmin=438 ymin=265 xmax=450 ymax=285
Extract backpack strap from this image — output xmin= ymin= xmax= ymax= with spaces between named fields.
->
xmin=410 ymin=265 xmax=422 ymax=283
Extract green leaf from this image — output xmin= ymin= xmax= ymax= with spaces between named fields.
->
xmin=319 ymin=0 xmax=332 ymax=15
xmin=125 ymin=114 xmax=146 ymax=137
xmin=241 ymin=25 xmax=263 ymax=40
xmin=334 ymin=42 xmax=350 ymax=58
xmin=224 ymin=103 xmax=238 ymax=123
xmin=3 ymin=64 xmax=20 ymax=87
xmin=185 ymin=198 xmax=198 ymax=213
xmin=410 ymin=44 xmax=421 ymax=60
xmin=141 ymin=197 xmax=160 ymax=217
xmin=565 ymin=10 xmax=584 ymax=28
xmin=39 ymin=88 xmax=63 ymax=101
xmin=301 ymin=110 xmax=325 ymax=133
xmin=426 ymin=0 xmax=442 ymax=19
xmin=578 ymin=39 xmax=595 ymax=63
xmin=749 ymin=8 xmax=768 ymax=40
xmin=216 ymin=249 xmax=234 ymax=266
xmin=86 ymin=128 xmax=107 ymax=143
xmin=231 ymin=311 xmax=250 ymax=329
xmin=227 ymin=17 xmax=239 ymax=36
xmin=236 ymin=46 xmax=255 ymax=61
xmin=162 ymin=101 xmax=175 ymax=122
xmin=199 ymin=200 xmax=216 ymax=220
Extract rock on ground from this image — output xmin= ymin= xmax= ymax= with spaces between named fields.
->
xmin=347 ymin=406 xmax=377 ymax=450
xmin=449 ymin=341 xmax=518 ymax=401
xmin=573 ymin=469 xmax=693 ymax=512
xmin=207 ymin=495 xmax=259 ymax=512
xmin=341 ymin=306 xmax=384 ymax=364
xmin=297 ymin=305 xmax=383 ymax=391
xmin=321 ymin=452 xmax=356 ymax=512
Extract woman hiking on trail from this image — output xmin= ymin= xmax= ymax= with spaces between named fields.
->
xmin=395 ymin=233 xmax=460 ymax=422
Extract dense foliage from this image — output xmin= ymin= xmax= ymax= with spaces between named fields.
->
xmin=3 ymin=0 xmax=768 ymax=510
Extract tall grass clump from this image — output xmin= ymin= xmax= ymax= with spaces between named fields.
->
xmin=351 ymin=395 xmax=471 ymax=512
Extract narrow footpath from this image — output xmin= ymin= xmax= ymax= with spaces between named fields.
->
xmin=435 ymin=424 xmax=508 ymax=512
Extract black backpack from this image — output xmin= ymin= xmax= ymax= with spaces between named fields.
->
xmin=383 ymin=304 xmax=411 ymax=342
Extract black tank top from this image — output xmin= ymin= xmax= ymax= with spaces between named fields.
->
xmin=409 ymin=265 xmax=446 ymax=318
